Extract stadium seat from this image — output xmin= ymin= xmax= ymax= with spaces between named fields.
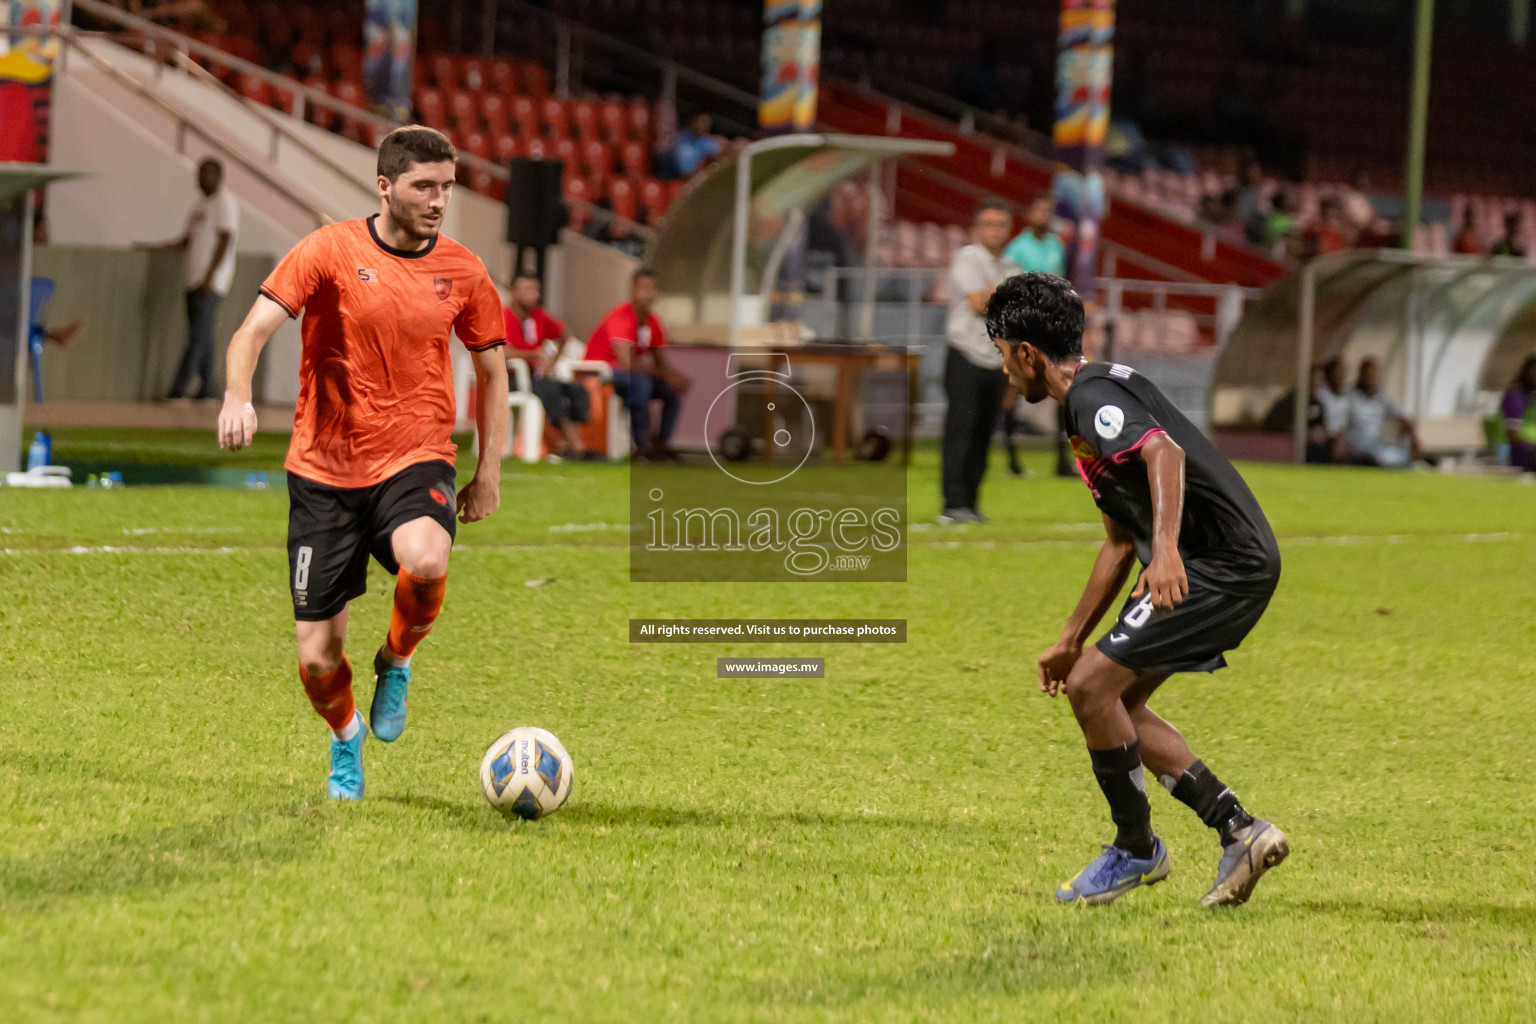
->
xmin=448 ymin=90 xmax=477 ymax=131
xmin=460 ymin=131 xmax=491 ymax=161
xmin=332 ymin=80 xmax=364 ymax=109
xmin=493 ymin=132 xmax=520 ymax=163
xmin=554 ymin=137 xmax=580 ymax=175
xmin=626 ymin=100 xmax=651 ymax=141
xmin=540 ymin=98 xmax=569 ymax=140
xmin=329 ymin=44 xmax=362 ymax=82
xmin=460 ymin=57 xmax=485 ymax=91
xmin=618 ymin=140 xmax=647 ymax=177
xmin=609 ymin=178 xmax=637 ymax=223
xmin=581 ymin=139 xmax=611 ymax=179
xmin=479 ymin=93 xmax=509 ymax=135
xmin=571 ymin=98 xmax=599 ymax=141
xmin=415 ymin=87 xmax=446 ymax=129
xmin=639 ymin=177 xmax=665 ymax=213
xmin=237 ymin=72 xmax=271 ymax=107
xmin=525 ymin=138 xmax=548 ymax=159
xmin=510 ymin=96 xmax=537 ymax=137
xmin=598 ymin=101 xmax=625 ymax=142
xmin=521 ymin=61 xmax=551 ymax=98
xmin=427 ymin=52 xmax=455 ymax=88
xmin=489 ymin=58 xmax=518 ymax=95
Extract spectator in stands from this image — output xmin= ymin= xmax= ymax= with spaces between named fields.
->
xmin=1340 ymin=167 xmax=1377 ymax=244
xmin=161 ymin=157 xmax=238 ymax=401
xmin=1451 ymin=208 xmax=1483 ymax=255
xmin=1307 ymin=357 xmax=1350 ymax=463
xmin=1264 ymin=191 xmax=1297 ymax=254
xmin=586 ymin=268 xmax=688 ymax=460
xmin=1491 ymin=212 xmax=1526 ymax=258
xmin=1304 ymin=197 xmax=1347 ymax=256
xmin=505 ymin=273 xmax=591 ymax=462
xmin=668 ymin=113 xmax=721 ymax=180
xmin=1341 ymin=357 xmax=1421 ymax=467
xmin=1502 ymin=355 xmax=1536 ymax=472
xmin=1236 ymin=159 xmax=1268 ymax=245
xmin=1004 ymin=193 xmax=1064 ymax=276
xmin=940 ymin=198 xmax=1019 ymax=524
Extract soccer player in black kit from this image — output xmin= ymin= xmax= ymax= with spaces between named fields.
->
xmin=986 ymin=273 xmax=1289 ymax=906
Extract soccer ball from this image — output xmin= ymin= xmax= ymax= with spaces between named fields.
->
xmin=480 ymin=727 xmax=574 ymax=820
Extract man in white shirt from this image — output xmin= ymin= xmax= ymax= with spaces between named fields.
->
xmin=941 ymin=198 xmax=1020 ymax=523
xmin=1341 ymin=357 xmax=1421 ymax=467
xmin=166 ymin=158 xmax=239 ymax=400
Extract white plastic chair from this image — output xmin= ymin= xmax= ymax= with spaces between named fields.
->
xmin=458 ymin=356 xmax=543 ymax=463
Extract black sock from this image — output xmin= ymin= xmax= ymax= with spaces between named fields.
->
xmin=1003 ymin=410 xmax=1021 ymax=467
xmin=1088 ymin=742 xmax=1155 ymax=858
xmin=1167 ymin=759 xmax=1254 ymax=846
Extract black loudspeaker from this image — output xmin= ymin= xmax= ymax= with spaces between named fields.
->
xmin=505 ymin=158 xmax=565 ymax=247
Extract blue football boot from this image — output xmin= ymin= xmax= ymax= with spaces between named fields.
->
xmin=1200 ymin=819 xmax=1289 ymax=907
xmin=327 ymin=711 xmax=366 ymax=801
xmin=370 ymin=648 xmax=411 ymax=743
xmin=1056 ymin=839 xmax=1171 ymax=905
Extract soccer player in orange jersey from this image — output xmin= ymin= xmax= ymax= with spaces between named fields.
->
xmin=216 ymin=126 xmax=509 ymax=800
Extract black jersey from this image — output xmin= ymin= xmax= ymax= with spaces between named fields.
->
xmin=1064 ymin=362 xmax=1280 ymax=596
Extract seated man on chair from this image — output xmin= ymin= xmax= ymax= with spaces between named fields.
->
xmin=585 ymin=268 xmax=689 ymax=460
xmin=505 ymin=272 xmax=590 ymax=461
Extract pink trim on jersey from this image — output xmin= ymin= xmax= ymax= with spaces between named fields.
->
xmin=1111 ymin=427 xmax=1167 ymax=464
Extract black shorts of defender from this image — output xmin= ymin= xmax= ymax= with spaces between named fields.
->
xmin=287 ymin=460 xmax=457 ymax=622
xmin=1096 ymin=563 xmax=1278 ymax=676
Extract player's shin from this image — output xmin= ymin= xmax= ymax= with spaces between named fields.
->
xmin=1165 ymin=759 xmax=1254 ymax=846
xmin=385 ymin=570 xmax=446 ymax=665
xmin=1088 ymin=741 xmax=1156 ymax=858
xmin=299 ymin=657 xmax=356 ymax=736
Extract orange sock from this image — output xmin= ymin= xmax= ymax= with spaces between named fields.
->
xmin=386 ymin=571 xmax=446 ymax=661
xmin=299 ymin=657 xmax=355 ymax=730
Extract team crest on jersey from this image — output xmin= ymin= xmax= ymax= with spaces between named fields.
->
xmin=430 ymin=488 xmax=449 ymax=506
xmin=433 ymin=277 xmax=453 ymax=300
xmin=1069 ymin=435 xmax=1098 ymax=461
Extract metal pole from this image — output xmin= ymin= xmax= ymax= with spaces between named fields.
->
xmin=1403 ymin=0 xmax=1434 ymax=252
xmin=555 ymin=23 xmax=571 ymax=99
xmin=1293 ymin=260 xmax=1317 ymax=464
xmin=859 ymin=160 xmax=881 ymax=340
xmin=728 ymin=146 xmax=753 ymax=349
xmin=481 ymin=0 xmax=496 ymax=57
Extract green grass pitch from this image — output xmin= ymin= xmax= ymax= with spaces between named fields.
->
xmin=3 ymin=432 xmax=1534 ymax=1022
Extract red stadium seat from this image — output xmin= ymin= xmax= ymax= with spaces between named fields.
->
xmin=333 ymin=80 xmax=365 ymax=109
xmin=554 ymin=137 xmax=579 ymax=174
xmin=489 ymin=59 xmax=517 ymax=95
xmin=237 ymin=72 xmax=272 ymax=107
xmin=460 ymin=131 xmax=491 ymax=160
xmin=571 ymin=98 xmax=599 ymax=141
xmin=639 ymin=178 xmax=665 ymax=213
xmin=521 ymin=61 xmax=551 ymax=98
xmin=510 ymin=96 xmax=537 ymax=136
xmin=479 ymin=93 xmax=509 ymax=135
xmin=619 ymin=140 xmax=648 ymax=177
xmin=459 ymin=57 xmax=486 ymax=91
xmin=448 ymin=90 xmax=477 ymax=130
xmin=525 ymin=138 xmax=548 ymax=159
xmin=608 ymin=178 xmax=637 ymax=223
xmin=415 ymin=87 xmax=447 ymax=131
xmin=598 ymin=101 xmax=625 ymax=142
xmin=626 ymin=100 xmax=651 ymax=142
xmin=564 ymin=175 xmax=591 ymax=205
xmin=330 ymin=44 xmax=362 ymax=82
xmin=427 ymin=53 xmax=455 ymax=88
xmin=540 ymin=98 xmax=569 ymax=139
xmin=493 ymin=132 xmax=520 ymax=163
xmin=581 ymin=139 xmax=611 ymax=179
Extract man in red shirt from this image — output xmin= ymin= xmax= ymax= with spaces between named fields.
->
xmin=505 ymin=272 xmax=589 ymax=459
xmin=585 ymin=268 xmax=689 ymax=458
xmin=216 ymin=126 xmax=509 ymax=801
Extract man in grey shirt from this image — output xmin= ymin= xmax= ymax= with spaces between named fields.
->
xmin=941 ymin=198 xmax=1019 ymax=523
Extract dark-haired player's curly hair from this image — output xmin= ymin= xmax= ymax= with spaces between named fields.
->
xmin=985 ymin=272 xmax=1086 ymax=363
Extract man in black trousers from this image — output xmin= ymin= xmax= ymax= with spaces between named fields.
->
xmin=940 ymin=198 xmax=1019 ymax=523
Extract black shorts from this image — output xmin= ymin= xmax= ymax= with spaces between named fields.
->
xmin=1095 ymin=563 xmax=1277 ymax=676
xmin=287 ymin=460 xmax=457 ymax=621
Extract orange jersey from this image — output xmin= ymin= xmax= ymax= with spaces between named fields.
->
xmin=261 ymin=216 xmax=505 ymax=488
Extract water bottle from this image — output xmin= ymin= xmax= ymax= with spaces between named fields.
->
xmin=27 ymin=432 xmax=49 ymax=471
